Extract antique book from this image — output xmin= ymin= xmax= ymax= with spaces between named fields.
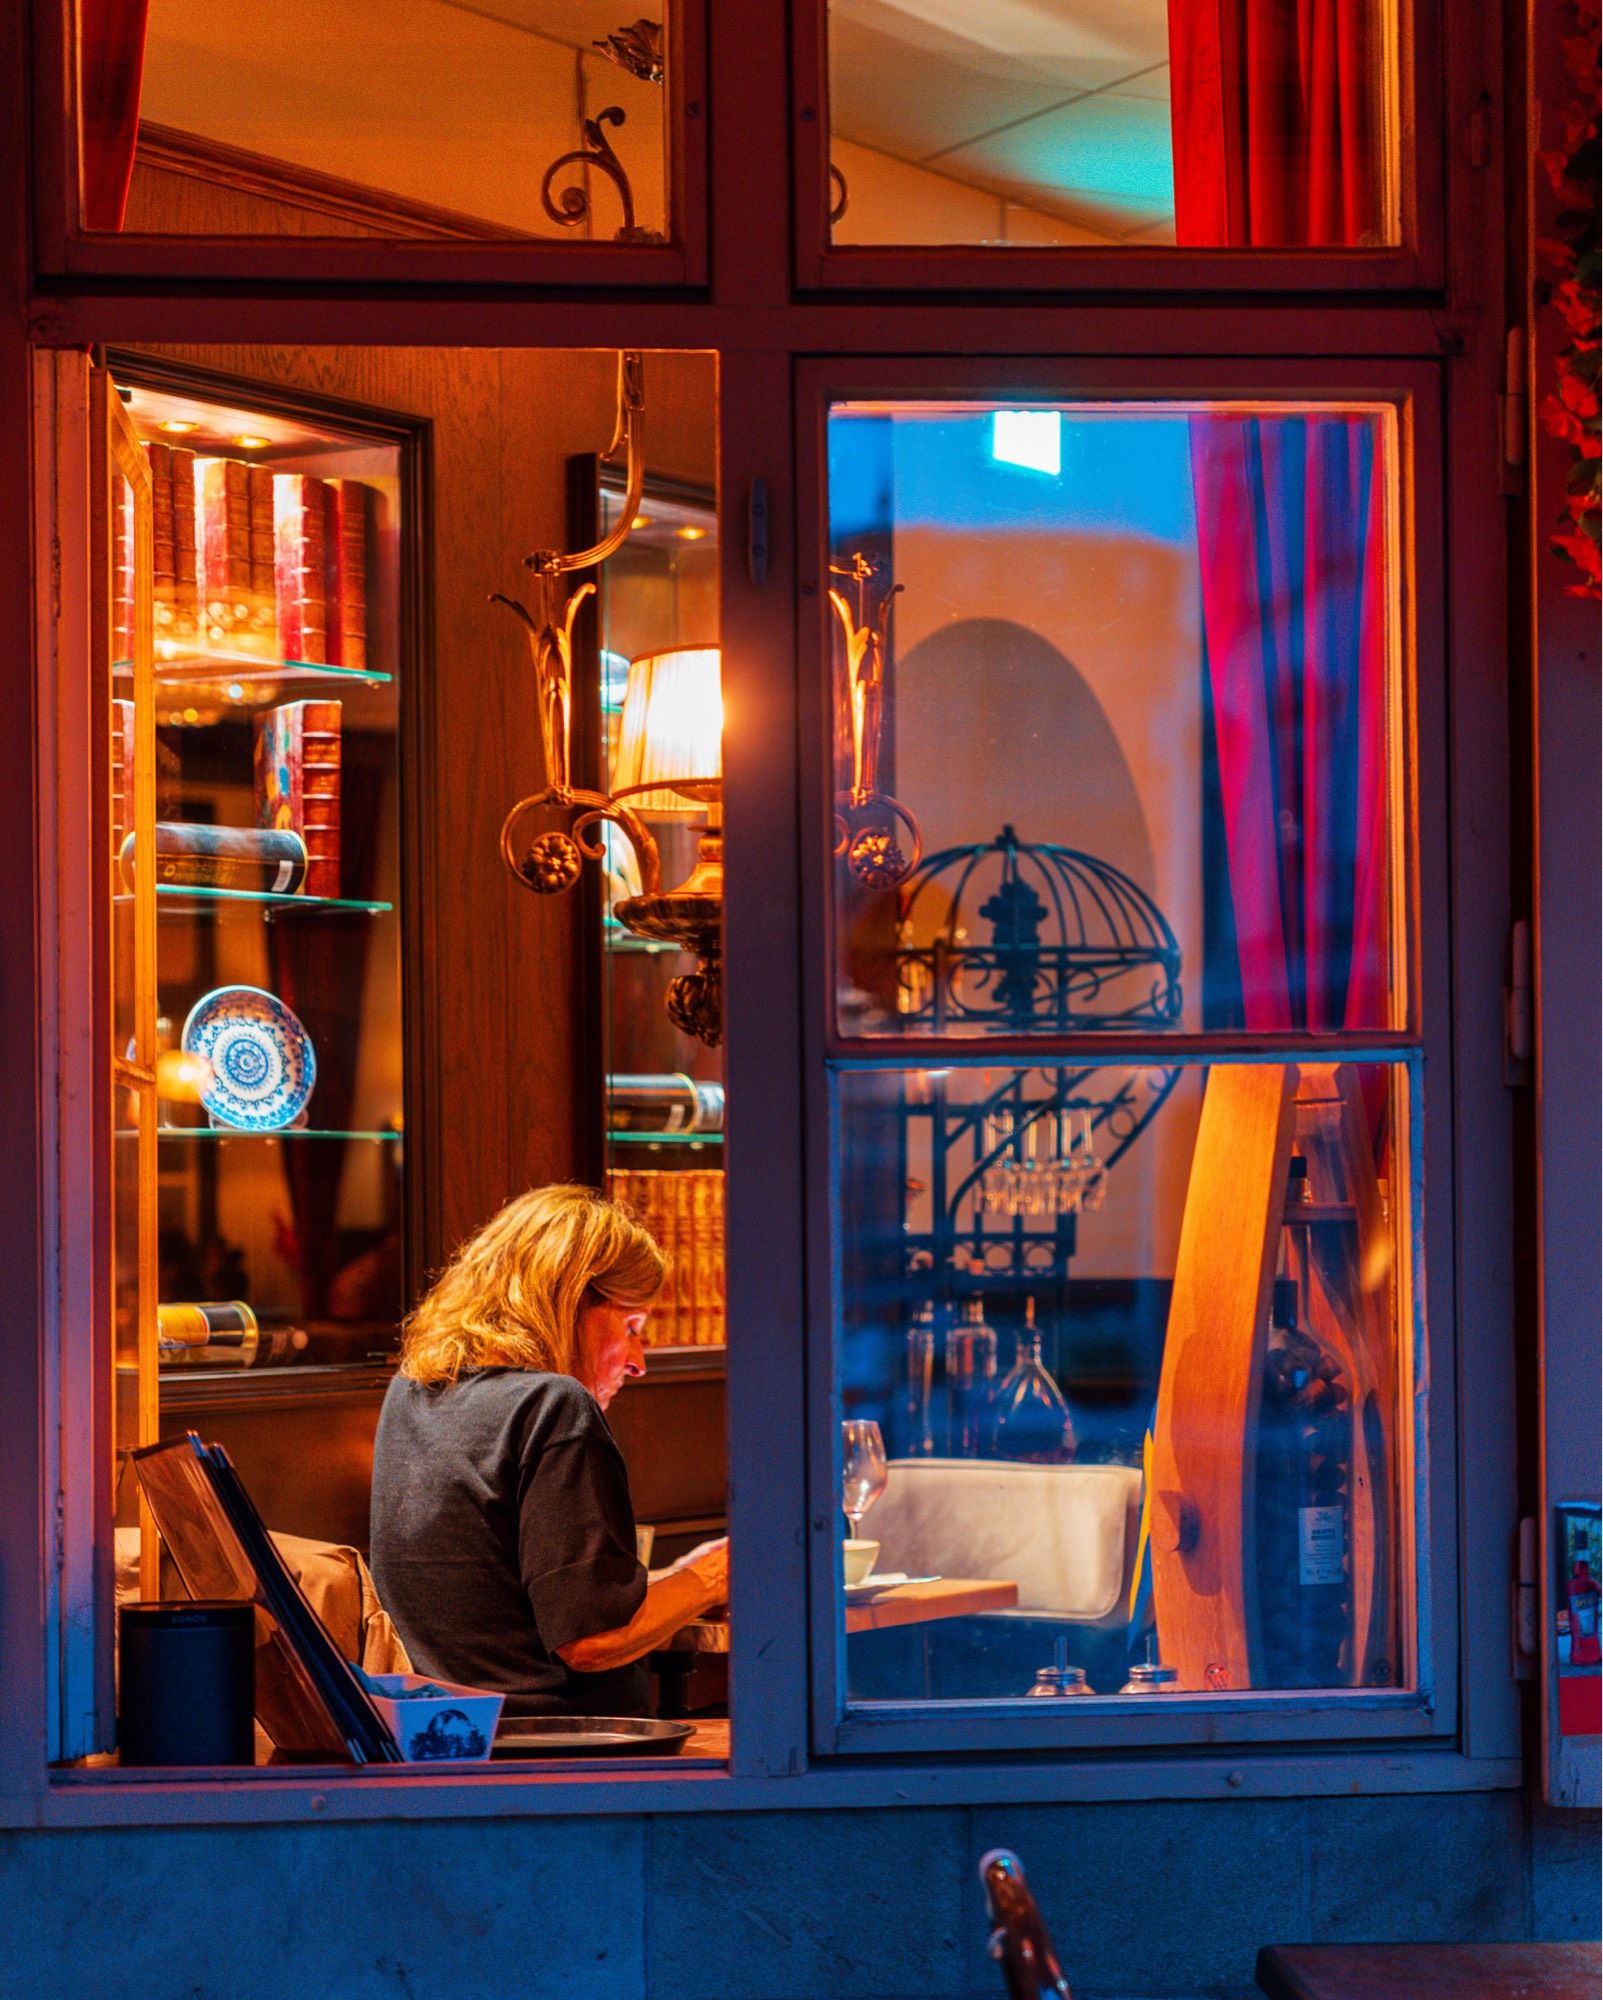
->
xmin=119 ymin=821 xmax=308 ymax=895
xmin=256 ymin=699 xmax=342 ymax=897
xmin=325 ymin=479 xmax=374 ymax=671
xmin=143 ymin=439 xmax=199 ymax=660
xmin=195 ymin=457 xmax=265 ymax=655
xmin=273 ymin=474 xmax=331 ymax=665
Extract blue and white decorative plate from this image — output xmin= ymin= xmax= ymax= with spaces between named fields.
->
xmin=181 ymin=985 xmax=316 ymax=1131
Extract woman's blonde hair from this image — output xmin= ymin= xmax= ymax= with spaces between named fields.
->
xmin=400 ymin=1184 xmax=666 ymax=1387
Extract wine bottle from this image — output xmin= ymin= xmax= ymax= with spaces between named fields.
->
xmin=991 ymin=1297 xmax=1076 ymax=1464
xmin=944 ymin=1297 xmax=997 ymax=1456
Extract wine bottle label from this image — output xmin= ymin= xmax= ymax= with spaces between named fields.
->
xmin=1297 ymin=1504 xmax=1345 ymax=1585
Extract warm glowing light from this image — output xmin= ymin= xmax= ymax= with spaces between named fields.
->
xmin=674 ymin=525 xmax=707 ymax=542
xmin=159 ymin=419 xmax=200 ymax=435
xmin=156 ymin=1050 xmax=212 ymax=1103
xmin=233 ymin=434 xmax=270 ymax=450
xmin=613 ymin=646 xmax=722 ymax=815
xmin=631 ymin=513 xmax=653 ymax=529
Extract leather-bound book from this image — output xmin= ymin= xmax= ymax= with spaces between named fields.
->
xmin=256 ymin=699 xmax=342 ymax=897
xmin=246 ymin=465 xmax=278 ymax=657
xmin=195 ymin=458 xmax=258 ymax=654
xmin=273 ymin=475 xmax=331 ymax=665
xmin=325 ymin=479 xmax=374 ymax=671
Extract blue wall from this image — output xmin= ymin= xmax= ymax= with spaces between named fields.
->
xmin=0 ymin=1791 xmax=1593 ymax=1999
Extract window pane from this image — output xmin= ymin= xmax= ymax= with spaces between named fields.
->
xmin=827 ymin=2 xmax=1398 ymax=249
xmin=833 ymin=1059 xmax=1413 ymax=1702
xmin=114 ymin=373 xmax=408 ymax=1371
xmin=80 ymin=0 xmax=670 ymax=242
xmin=827 ymin=401 xmax=1402 ymax=1038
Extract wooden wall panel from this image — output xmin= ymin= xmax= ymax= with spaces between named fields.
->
xmin=131 ymin=342 xmax=717 ymax=1291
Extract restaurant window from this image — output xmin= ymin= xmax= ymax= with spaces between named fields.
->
xmin=45 ymin=345 xmax=730 ymax=1770
xmin=820 ymin=0 xmax=1402 ymax=250
xmin=811 ymin=389 xmax=1438 ymax=1752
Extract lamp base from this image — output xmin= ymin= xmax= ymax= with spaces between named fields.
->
xmin=615 ymin=832 xmax=723 ymax=1047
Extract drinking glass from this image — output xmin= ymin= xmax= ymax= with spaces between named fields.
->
xmin=841 ymin=1419 xmax=888 ymax=1538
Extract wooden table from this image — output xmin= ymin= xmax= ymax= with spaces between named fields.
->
xmin=1256 ymin=1942 xmax=1600 ymax=2000
xmin=666 ymin=1576 xmax=1021 ymax=1652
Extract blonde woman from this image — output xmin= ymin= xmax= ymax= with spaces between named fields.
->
xmin=370 ymin=1185 xmax=728 ymax=1718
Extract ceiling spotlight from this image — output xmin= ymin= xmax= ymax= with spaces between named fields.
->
xmin=674 ymin=525 xmax=708 ymax=541
xmin=159 ymin=419 xmax=199 ymax=435
xmin=233 ymin=434 xmax=270 ymax=450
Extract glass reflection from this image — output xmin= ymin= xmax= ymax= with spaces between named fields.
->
xmin=836 ymin=1060 xmax=1410 ymax=1700
xmin=827 ymin=402 xmax=1400 ymax=1039
xmin=81 ymin=0 xmax=670 ymax=243
xmin=827 ymin=0 xmax=1397 ymax=249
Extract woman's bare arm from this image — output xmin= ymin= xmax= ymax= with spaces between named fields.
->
xmin=554 ymin=1543 xmax=728 ymax=1675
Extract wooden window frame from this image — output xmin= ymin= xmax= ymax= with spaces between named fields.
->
xmin=29 ymin=0 xmax=709 ymax=288
xmin=0 ymin=0 xmax=1527 ymax=1826
xmin=790 ymin=354 xmax=1453 ymax=1759
xmin=791 ymin=0 xmax=1445 ymax=296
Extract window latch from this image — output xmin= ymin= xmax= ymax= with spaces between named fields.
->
xmin=1500 ymin=328 xmax=1528 ymax=496
xmin=1505 ymin=917 xmax=1533 ymax=1086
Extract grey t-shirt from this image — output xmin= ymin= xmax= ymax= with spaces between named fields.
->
xmin=370 ymin=1369 xmax=648 ymax=1716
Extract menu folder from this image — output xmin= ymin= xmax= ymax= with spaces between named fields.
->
xmin=132 ymin=1432 xmax=403 ymax=1764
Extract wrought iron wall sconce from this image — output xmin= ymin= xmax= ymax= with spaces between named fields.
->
xmin=829 ymin=551 xmax=922 ymax=890
xmin=540 ymin=20 xmax=665 ymax=242
xmin=494 ymin=353 xmax=726 ymax=1047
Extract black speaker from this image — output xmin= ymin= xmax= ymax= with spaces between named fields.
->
xmin=118 ymin=1600 xmax=256 ymax=1766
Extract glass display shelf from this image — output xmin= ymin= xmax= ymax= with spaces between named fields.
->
xmin=151 ymin=885 xmax=394 ymax=917
xmin=153 ymin=1126 xmax=403 ymax=1142
xmin=603 ymin=925 xmax=689 ymax=958
xmin=114 ymin=655 xmax=392 ymax=701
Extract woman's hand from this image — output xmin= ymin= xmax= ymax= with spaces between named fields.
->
xmin=554 ymin=1536 xmax=728 ymax=1675
xmin=685 ymin=1538 xmax=729 ymax=1610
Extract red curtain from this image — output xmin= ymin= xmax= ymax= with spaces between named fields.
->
xmin=1167 ymin=0 xmax=1383 ymax=248
xmin=1170 ymin=0 xmax=1388 ymax=1035
xmin=79 ymin=0 xmax=150 ymax=231
xmin=1190 ymin=415 xmax=1387 ymax=1032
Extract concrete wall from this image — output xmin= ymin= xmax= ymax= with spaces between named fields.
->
xmin=0 ymin=1791 xmax=1594 ymax=1999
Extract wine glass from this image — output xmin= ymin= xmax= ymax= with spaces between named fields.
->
xmin=841 ymin=1418 xmax=888 ymax=1540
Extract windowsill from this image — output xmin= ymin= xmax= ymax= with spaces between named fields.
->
xmin=32 ymin=1739 xmax=1521 ymax=1829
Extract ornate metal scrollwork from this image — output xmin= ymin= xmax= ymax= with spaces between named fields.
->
xmin=593 ymin=18 xmax=664 ymax=83
xmin=493 ymin=351 xmax=659 ymax=902
xmin=828 ymin=551 xmax=921 ymax=888
xmin=540 ymin=106 xmax=658 ymax=243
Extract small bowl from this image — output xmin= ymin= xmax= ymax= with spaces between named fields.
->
xmin=842 ymin=1539 xmax=880 ymax=1586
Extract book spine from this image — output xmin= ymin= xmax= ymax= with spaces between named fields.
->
xmin=325 ymin=480 xmax=373 ymax=671
xmin=255 ymin=699 xmax=342 ymax=897
xmin=195 ymin=458 xmax=257 ymax=653
xmin=272 ymin=476 xmax=330 ymax=666
xmin=112 ymin=479 xmax=135 ymax=663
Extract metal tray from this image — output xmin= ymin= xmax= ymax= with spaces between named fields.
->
xmin=491 ymin=1715 xmax=695 ymax=1757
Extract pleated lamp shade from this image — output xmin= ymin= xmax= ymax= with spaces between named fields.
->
xmin=612 ymin=645 xmax=722 ymax=815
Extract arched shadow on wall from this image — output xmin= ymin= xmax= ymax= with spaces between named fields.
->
xmin=893 ymin=616 xmax=1158 ymax=898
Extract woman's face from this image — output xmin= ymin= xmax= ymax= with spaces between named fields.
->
xmin=575 ymin=1296 xmax=649 ymax=1408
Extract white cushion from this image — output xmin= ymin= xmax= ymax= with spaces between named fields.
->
xmin=871 ymin=1458 xmax=1142 ymax=1627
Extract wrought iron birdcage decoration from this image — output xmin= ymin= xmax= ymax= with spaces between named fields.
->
xmin=894 ymin=823 xmax=1183 ymax=1035
xmin=889 ymin=826 xmax=1184 ymax=1296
